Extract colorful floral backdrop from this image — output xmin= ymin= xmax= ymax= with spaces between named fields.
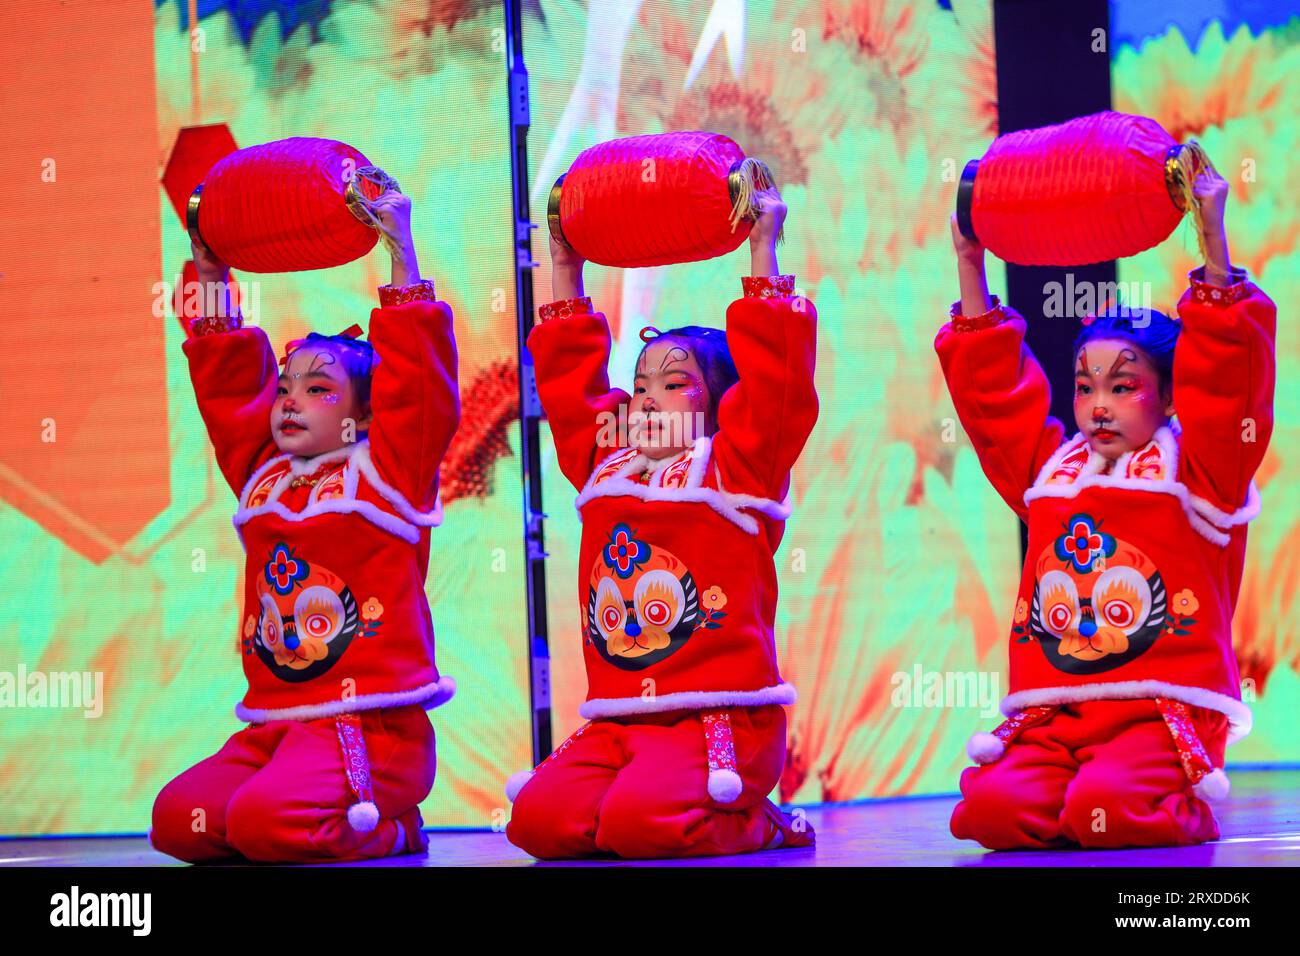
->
xmin=1110 ymin=1 xmax=1300 ymax=761
xmin=0 ymin=0 xmax=1293 ymax=836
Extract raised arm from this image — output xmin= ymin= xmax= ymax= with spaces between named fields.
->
xmin=709 ymin=277 xmax=819 ymax=502
xmin=1170 ymin=168 xmax=1276 ymax=514
xmin=522 ymin=233 xmax=632 ymax=490
xmin=526 ymin=298 xmax=632 ymax=492
xmin=181 ymin=241 xmax=280 ymax=496
xmin=355 ymin=190 xmax=460 ymax=512
xmin=934 ymin=216 xmax=1066 ymax=522
xmin=710 ymin=183 xmax=818 ymax=502
xmin=365 ymin=284 xmax=460 ymax=513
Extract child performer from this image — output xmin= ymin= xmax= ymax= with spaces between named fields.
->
xmin=150 ymin=190 xmax=460 ymax=863
xmin=504 ymin=183 xmax=819 ymax=860
xmin=939 ymin=166 xmax=1276 ymax=849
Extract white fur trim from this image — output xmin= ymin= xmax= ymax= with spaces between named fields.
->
xmin=352 ymin=442 xmax=445 ymax=529
xmin=235 ymin=498 xmax=426 ymax=544
xmin=1193 ymin=768 xmax=1231 ymax=802
xmin=1001 ymin=680 xmax=1252 ymax=745
xmin=1189 ymin=481 xmax=1261 ymax=530
xmin=233 ymin=440 xmax=441 ymax=547
xmin=966 ymin=732 xmax=1006 ymax=765
xmin=504 ymin=770 xmax=535 ymax=803
xmin=347 ymin=801 xmax=380 ymax=832
xmin=1024 ymin=426 xmax=1261 ymax=548
xmin=234 ymin=676 xmax=456 ymax=723
xmin=575 ymin=436 xmax=790 ymax=536
xmin=708 ymin=768 xmax=744 ymax=803
xmin=578 ymin=682 xmax=797 ymax=719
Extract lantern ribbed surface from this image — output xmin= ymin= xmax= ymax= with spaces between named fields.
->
xmin=556 ymin=131 xmax=754 ymax=268
xmin=970 ymin=112 xmax=1187 ymax=266
xmin=196 ymin=137 xmax=379 ymax=273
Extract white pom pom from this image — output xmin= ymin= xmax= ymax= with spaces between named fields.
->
xmin=504 ymin=770 xmax=534 ymax=803
xmin=708 ymin=768 xmax=744 ymax=804
xmin=347 ymin=801 xmax=380 ymax=832
xmin=967 ymin=732 xmax=1006 ymax=765
xmin=1193 ymin=768 xmax=1231 ymax=802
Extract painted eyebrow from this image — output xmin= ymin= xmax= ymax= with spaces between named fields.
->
xmin=1109 ymin=350 xmax=1137 ymax=375
xmin=634 ymin=369 xmax=695 ymax=380
xmin=277 ymin=370 xmax=338 ymax=382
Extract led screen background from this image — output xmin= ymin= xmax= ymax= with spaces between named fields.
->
xmin=0 ymin=0 xmax=1293 ymax=836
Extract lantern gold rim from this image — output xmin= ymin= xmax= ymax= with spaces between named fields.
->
xmin=186 ymin=183 xmax=208 ymax=252
xmin=547 ymin=172 xmax=570 ymax=249
xmin=344 ymin=165 xmax=402 ymax=227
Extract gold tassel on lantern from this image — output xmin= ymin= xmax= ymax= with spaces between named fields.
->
xmin=344 ymin=165 xmax=404 ymax=258
xmin=1164 ymin=140 xmax=1215 ymax=262
xmin=728 ymin=157 xmax=785 ymax=244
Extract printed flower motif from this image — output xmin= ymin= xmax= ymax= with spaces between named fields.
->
xmin=702 ymin=586 xmax=729 ymax=611
xmin=1053 ymin=513 xmax=1115 ymax=574
xmin=243 ymin=614 xmax=256 ymax=638
xmin=1171 ymin=590 xmax=1199 ymax=616
xmin=361 ymin=598 xmax=384 ymax=621
xmin=1013 ymin=597 xmax=1029 ymax=625
xmin=264 ymin=543 xmax=309 ymax=596
xmin=602 ymin=523 xmax=649 ymax=579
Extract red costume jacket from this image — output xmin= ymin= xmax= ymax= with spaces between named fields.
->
xmin=935 ymin=267 xmax=1276 ymax=743
xmin=527 ymin=275 xmax=818 ymax=718
xmin=183 ymin=282 xmax=459 ymax=723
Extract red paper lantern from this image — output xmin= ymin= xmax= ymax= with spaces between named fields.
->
xmin=548 ymin=131 xmax=775 ymax=268
xmin=955 ymin=111 xmax=1208 ymax=267
xmin=187 ymin=137 xmax=391 ymax=273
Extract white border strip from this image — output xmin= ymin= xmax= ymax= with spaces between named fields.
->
xmin=235 ymin=676 xmax=457 ymax=723
xmin=1002 ymin=679 xmax=1252 ymax=744
xmin=578 ymin=682 xmax=797 ymax=718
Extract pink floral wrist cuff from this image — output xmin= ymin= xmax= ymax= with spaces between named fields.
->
xmin=949 ymin=295 xmax=1006 ymax=333
xmin=538 ymin=296 xmax=594 ymax=322
xmin=190 ymin=312 xmax=244 ymax=336
xmin=378 ymin=279 xmax=437 ymax=307
xmin=1188 ymin=266 xmax=1249 ymax=306
xmin=742 ymin=274 xmax=796 ymax=298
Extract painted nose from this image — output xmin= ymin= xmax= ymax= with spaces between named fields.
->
xmin=284 ymin=631 xmax=300 ymax=650
xmin=1079 ymin=618 xmax=1097 ymax=638
xmin=624 ymin=619 xmax=641 ymax=638
xmin=1092 ymin=406 xmax=1108 ymax=420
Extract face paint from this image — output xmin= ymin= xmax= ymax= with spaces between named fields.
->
xmin=1109 ymin=348 xmax=1138 ymax=376
xmin=320 ymin=392 xmax=341 ymax=405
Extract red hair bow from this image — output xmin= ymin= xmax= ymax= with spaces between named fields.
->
xmin=279 ymin=323 xmax=365 ymax=366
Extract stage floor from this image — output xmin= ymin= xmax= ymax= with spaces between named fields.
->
xmin=4 ymin=770 xmax=1297 ymax=867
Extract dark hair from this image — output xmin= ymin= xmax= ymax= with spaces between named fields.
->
xmin=292 ymin=332 xmax=380 ymax=411
xmin=1072 ymin=306 xmax=1182 ymax=391
xmin=637 ymin=325 xmax=739 ymax=432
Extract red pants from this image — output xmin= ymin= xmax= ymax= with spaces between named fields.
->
xmin=950 ymin=698 xmax=1228 ymax=849
xmin=507 ymin=705 xmax=786 ymax=860
xmin=150 ymin=705 xmax=436 ymax=863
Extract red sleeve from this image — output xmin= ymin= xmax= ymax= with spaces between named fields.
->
xmin=525 ymin=296 xmax=632 ymax=491
xmin=1173 ymin=267 xmax=1276 ymax=514
xmin=934 ymin=298 xmax=1067 ymax=523
xmin=182 ymin=323 xmax=281 ymax=497
xmin=710 ymin=275 xmax=820 ymax=501
xmin=365 ymin=283 xmax=461 ymax=513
